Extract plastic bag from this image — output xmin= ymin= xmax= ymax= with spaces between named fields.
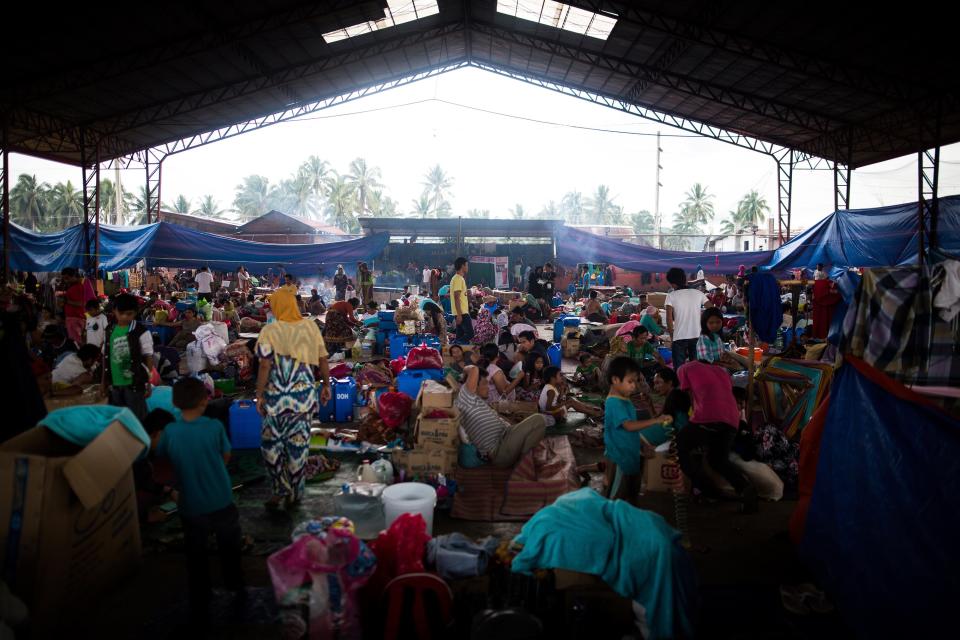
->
xmin=378 ymin=391 xmax=413 ymax=429
xmin=367 ymin=513 xmax=431 ymax=595
xmin=405 ymin=344 xmax=443 ymax=370
xmin=267 ymin=526 xmax=375 ymax=640
xmin=389 ymin=356 xmax=407 ymax=377
xmin=356 ymin=362 xmax=394 ymax=388
xmin=329 ymin=363 xmax=352 ymax=378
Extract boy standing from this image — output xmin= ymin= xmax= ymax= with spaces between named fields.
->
xmin=157 ymin=378 xmax=244 ymax=618
xmin=85 ymin=299 xmax=108 ymax=349
xmin=101 ymin=293 xmax=154 ymax=421
xmin=604 ymin=357 xmax=674 ymax=505
xmin=451 ymin=257 xmax=473 ymax=344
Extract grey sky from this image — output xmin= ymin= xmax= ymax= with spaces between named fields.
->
xmin=11 ymin=67 xmax=960 ymax=232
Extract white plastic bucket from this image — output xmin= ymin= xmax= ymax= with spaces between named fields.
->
xmin=381 ymin=482 xmax=437 ymax=535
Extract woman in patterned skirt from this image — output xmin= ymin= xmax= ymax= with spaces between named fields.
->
xmin=255 ymin=287 xmax=332 ymax=510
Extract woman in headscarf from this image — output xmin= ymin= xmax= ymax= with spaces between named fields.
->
xmin=255 ymin=287 xmax=332 ymax=510
xmin=421 ymin=298 xmax=449 ymax=346
xmin=323 ymin=297 xmax=360 ymax=352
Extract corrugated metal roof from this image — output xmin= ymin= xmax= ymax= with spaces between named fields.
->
xmin=4 ymin=1 xmax=957 ymax=169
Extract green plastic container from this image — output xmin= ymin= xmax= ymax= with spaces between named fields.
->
xmin=214 ymin=378 xmax=236 ymax=394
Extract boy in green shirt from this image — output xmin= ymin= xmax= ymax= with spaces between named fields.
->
xmin=101 ymin=293 xmax=154 ymax=421
xmin=627 ymin=325 xmax=665 ymax=386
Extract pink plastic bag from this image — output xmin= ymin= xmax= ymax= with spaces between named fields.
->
xmin=378 ymin=391 xmax=413 ymax=429
xmin=366 ymin=513 xmax=431 ymax=596
xmin=405 ymin=344 xmax=442 ymax=370
xmin=389 ymin=356 xmax=407 ymax=376
xmin=267 ymin=528 xmax=373 ymax=640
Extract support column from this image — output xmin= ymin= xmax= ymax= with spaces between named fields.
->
xmin=145 ymin=148 xmax=164 ymax=224
xmin=775 ymin=149 xmax=794 ymax=245
xmin=80 ymin=130 xmax=100 ymax=274
xmin=2 ymin=122 xmax=9 ymax=281
xmin=833 ymin=161 xmax=851 ymax=211
xmin=918 ymin=146 xmax=940 ymax=264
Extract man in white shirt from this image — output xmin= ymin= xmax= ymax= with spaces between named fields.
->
xmin=52 ymin=344 xmax=100 ymax=386
xmin=85 ymin=299 xmax=108 ymax=348
xmin=665 ymin=267 xmax=711 ymax=368
xmin=422 ymin=266 xmax=432 ymax=296
xmin=195 ymin=266 xmax=215 ymax=302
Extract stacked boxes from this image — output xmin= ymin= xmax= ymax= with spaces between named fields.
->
xmin=392 ymin=380 xmax=459 ymax=477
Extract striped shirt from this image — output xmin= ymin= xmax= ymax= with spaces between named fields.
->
xmin=695 ymin=332 xmax=726 ymax=363
xmin=455 ymin=386 xmax=508 ymax=457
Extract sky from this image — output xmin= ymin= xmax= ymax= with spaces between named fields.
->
xmin=10 ymin=66 xmax=960 ymax=234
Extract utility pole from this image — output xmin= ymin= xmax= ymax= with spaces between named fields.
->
xmin=114 ymin=165 xmax=122 ymax=225
xmin=655 ymin=131 xmax=663 ymax=249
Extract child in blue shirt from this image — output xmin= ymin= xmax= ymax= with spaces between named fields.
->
xmin=604 ymin=357 xmax=673 ymax=505
xmin=157 ymin=377 xmax=245 ymax=619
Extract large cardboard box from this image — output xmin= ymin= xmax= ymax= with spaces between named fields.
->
xmin=419 ymin=379 xmax=454 ymax=409
xmin=0 ymin=421 xmax=145 ymax=628
xmin=646 ymin=292 xmax=668 ymax=309
xmin=393 ymin=447 xmax=457 ymax=476
xmin=415 ymin=406 xmax=459 ymax=448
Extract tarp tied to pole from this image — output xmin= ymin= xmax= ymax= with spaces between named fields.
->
xmin=3 ymin=221 xmax=389 ymax=276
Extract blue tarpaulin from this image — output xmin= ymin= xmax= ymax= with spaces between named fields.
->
xmin=4 ymin=221 xmax=389 ymax=276
xmin=800 ymin=359 xmax=960 ymax=638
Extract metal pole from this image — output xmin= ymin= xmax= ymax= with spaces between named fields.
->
xmin=2 ymin=122 xmax=9 ymax=281
xmin=655 ymin=130 xmax=663 ymax=249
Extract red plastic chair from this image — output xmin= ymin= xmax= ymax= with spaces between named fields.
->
xmin=382 ymin=572 xmax=454 ymax=640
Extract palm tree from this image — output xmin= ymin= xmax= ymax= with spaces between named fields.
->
xmin=410 ymin=194 xmax=432 ymax=218
xmin=465 ymin=208 xmax=490 ymax=219
xmin=587 ymin=185 xmax=617 ymax=224
xmin=198 ymin=195 xmax=226 ymax=218
xmin=277 ymin=174 xmax=314 ymax=218
xmin=664 ymin=225 xmax=691 ymax=251
xmin=233 ymin=175 xmax=273 ymax=220
xmin=561 ymin=191 xmax=584 ymax=224
xmin=422 ymin=165 xmax=453 ymax=218
xmin=300 ymin=156 xmax=330 ymax=220
xmin=9 ymin=174 xmax=51 ymax=230
xmin=347 ymin=158 xmax=382 ymax=217
xmin=509 ymin=203 xmax=525 ymax=220
xmin=368 ymin=189 xmax=398 ymax=218
xmin=630 ymin=209 xmax=655 ymax=245
xmin=324 ymin=173 xmax=358 ymax=232
xmin=169 ymin=195 xmax=192 ymax=214
xmin=130 ymin=185 xmax=152 ymax=224
xmin=539 ymin=200 xmax=560 ymax=220
xmin=48 ymin=181 xmax=84 ymax=229
xmin=737 ymin=190 xmax=769 ymax=229
xmin=679 ymin=183 xmax=715 ymax=228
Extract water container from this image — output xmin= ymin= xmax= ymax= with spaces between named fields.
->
xmin=378 ymin=310 xmax=396 ymax=322
xmin=357 ymin=460 xmax=378 ymax=483
xmin=317 ymin=381 xmax=337 ymax=422
xmin=228 ymin=399 xmax=262 ymax=449
xmin=333 ymin=377 xmax=357 ymax=422
xmin=389 ymin=333 xmax=411 ymax=358
xmin=657 ymin=346 xmax=672 ymax=364
xmin=547 ymin=343 xmax=563 ymax=367
xmin=396 ymin=368 xmax=444 ymax=400
xmin=333 ymin=483 xmax=386 ymax=540
xmin=382 ymin=482 xmax=437 ymax=535
xmin=553 ymin=316 xmax=581 ymax=342
xmin=371 ymin=458 xmax=394 ymax=484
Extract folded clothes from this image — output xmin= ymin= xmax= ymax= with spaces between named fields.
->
xmin=426 ymin=533 xmax=500 ymax=580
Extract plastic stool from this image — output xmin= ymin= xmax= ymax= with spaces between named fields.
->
xmin=382 ymin=572 xmax=453 ymax=640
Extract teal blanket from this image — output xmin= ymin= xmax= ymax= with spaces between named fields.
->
xmin=512 ymin=488 xmax=697 ymax=639
xmin=39 ymin=405 xmax=150 ymax=454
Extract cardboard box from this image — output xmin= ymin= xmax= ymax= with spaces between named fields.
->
xmin=416 ymin=406 xmax=459 ymax=448
xmin=561 ymin=336 xmax=581 ymax=358
xmin=554 ymin=569 xmax=607 ymax=590
xmin=420 ymin=379 xmax=454 ymax=409
xmin=646 ymin=292 xmax=668 ymax=309
xmin=643 ymin=450 xmax=684 ymax=493
xmin=0 ymin=420 xmax=145 ymax=629
xmin=393 ymin=446 xmax=457 ymax=476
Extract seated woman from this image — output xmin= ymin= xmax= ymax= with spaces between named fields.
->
xmin=421 ymin=299 xmax=449 ymax=346
xmin=641 ymin=305 xmax=665 ymax=337
xmin=471 ymin=307 xmax=498 ymax=346
xmin=581 ymin=290 xmax=607 ymax=323
xmin=516 ymin=351 xmax=547 ymax=402
xmin=479 ymin=343 xmax=524 ymax=404
xmin=649 ymin=368 xmax=691 ymax=431
xmin=323 ymin=297 xmax=360 ymax=352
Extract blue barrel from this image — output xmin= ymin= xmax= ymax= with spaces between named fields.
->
xmin=228 ymin=399 xmax=262 ymax=449
xmin=317 ymin=382 xmax=337 ymax=422
xmin=547 ymin=343 xmax=563 ymax=367
xmin=553 ymin=316 xmax=581 ymax=343
xmin=397 ymin=368 xmax=445 ymax=400
xmin=333 ymin=377 xmax=357 ymax=422
xmin=389 ymin=333 xmax=411 ymax=358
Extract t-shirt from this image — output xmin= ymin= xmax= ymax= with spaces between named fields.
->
xmin=195 ymin=271 xmax=214 ymax=293
xmin=604 ymin=396 xmax=643 ymax=475
xmin=538 ymin=383 xmax=560 ymax=412
xmin=156 ymin=417 xmax=233 ymax=517
xmin=628 ymin=340 xmax=657 ymax=363
xmin=665 ymin=288 xmax=708 ymax=341
xmin=678 ymin=361 xmax=740 ymax=428
xmin=422 ymin=268 xmax=431 ymax=283
xmin=52 ymin=352 xmax=88 ymax=384
xmin=455 ymin=385 xmax=508 ymax=457
xmin=450 ymin=273 xmax=467 ymax=316
xmin=64 ymin=283 xmax=86 ymax=319
xmin=510 ymin=323 xmax=537 ymax=337
xmin=640 ymin=313 xmax=664 ymax=336
xmin=86 ymin=313 xmax=107 ymax=348
xmin=109 ymin=325 xmax=154 ymax=387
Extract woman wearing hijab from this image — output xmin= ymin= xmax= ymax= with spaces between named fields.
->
xmin=255 ymin=287 xmax=332 ymax=510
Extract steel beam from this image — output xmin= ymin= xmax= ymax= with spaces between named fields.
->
xmin=146 ymin=148 xmax=164 ymax=224
xmin=80 ymin=130 xmax=99 ymax=273
xmin=918 ymin=146 xmax=940 ymax=263
xmin=775 ymin=149 xmax=794 ymax=243
xmin=2 ymin=122 xmax=9 ymax=280
xmin=833 ymin=162 xmax=851 ymax=211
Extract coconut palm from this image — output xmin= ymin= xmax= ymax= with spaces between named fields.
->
xmin=678 ymin=183 xmax=715 ymax=229
xmin=587 ymin=185 xmax=618 ymax=224
xmin=422 ymin=165 xmax=453 ymax=218
xmin=561 ymin=191 xmax=584 ymax=224
xmin=410 ymin=194 xmax=432 ymax=218
xmin=737 ymin=190 xmax=769 ymax=229
xmin=324 ymin=173 xmax=358 ymax=232
xmin=277 ymin=174 xmax=315 ymax=218
xmin=169 ymin=195 xmax=192 ymax=214
xmin=539 ymin=200 xmax=560 ymax=220
xmin=664 ymin=225 xmax=691 ymax=251
xmin=368 ymin=189 xmax=398 ymax=218
xmin=347 ymin=158 xmax=382 ymax=217
xmin=233 ymin=175 xmax=273 ymax=220
xmin=48 ymin=181 xmax=84 ymax=229
xmin=130 ymin=185 xmax=154 ymax=224
xmin=629 ymin=210 xmax=655 ymax=245
xmin=198 ymin=195 xmax=226 ymax=218
xmin=509 ymin=204 xmax=525 ymax=220
xmin=299 ymin=156 xmax=330 ymax=220
xmin=466 ymin=208 xmax=490 ymax=219
xmin=9 ymin=174 xmax=51 ymax=230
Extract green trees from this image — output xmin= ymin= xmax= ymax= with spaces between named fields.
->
xmin=10 ymin=174 xmax=51 ymax=230
xmin=347 ymin=158 xmax=382 ymax=217
xmin=325 ymin=173 xmax=358 ymax=232
xmin=198 ymin=195 xmax=226 ymax=218
xmin=421 ymin=165 xmax=453 ymax=218
xmin=717 ymin=190 xmax=770 ymax=249
xmin=48 ymin=181 xmax=84 ymax=229
xmin=232 ymin=175 xmax=273 ymax=219
xmin=587 ymin=185 xmax=624 ymax=224
xmin=509 ymin=203 xmax=526 ymax=220
xmin=561 ymin=191 xmax=584 ymax=223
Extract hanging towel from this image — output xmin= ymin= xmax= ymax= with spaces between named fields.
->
xmin=748 ymin=272 xmax=782 ymax=343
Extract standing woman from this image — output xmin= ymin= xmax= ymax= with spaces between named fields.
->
xmin=255 ymin=287 xmax=332 ymax=510
xmin=237 ymin=265 xmax=251 ymax=293
xmin=358 ymin=262 xmax=374 ymax=305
